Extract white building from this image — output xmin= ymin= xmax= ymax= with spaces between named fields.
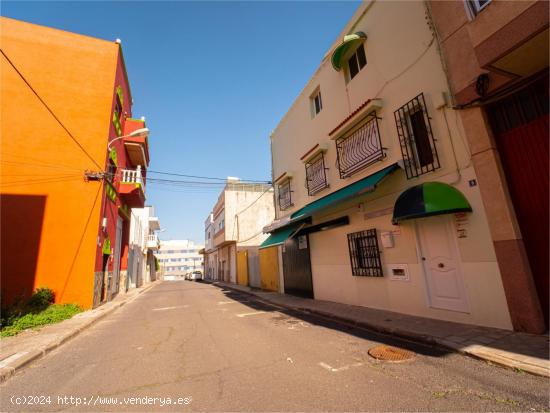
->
xmin=128 ymin=206 xmax=161 ymax=289
xmin=203 ymin=178 xmax=275 ymax=287
xmin=156 ymin=240 xmax=204 ymax=278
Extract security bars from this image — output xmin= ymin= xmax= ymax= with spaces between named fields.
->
xmin=278 ymin=179 xmax=293 ymax=211
xmin=305 ymin=152 xmax=329 ymax=196
xmin=347 ymin=229 xmax=383 ymax=277
xmin=394 ymin=93 xmax=440 ymax=179
xmin=335 ymin=111 xmax=385 ymax=179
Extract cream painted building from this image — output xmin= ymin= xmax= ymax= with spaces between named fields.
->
xmin=204 ymin=179 xmax=275 ymax=288
xmin=262 ymin=0 xmax=513 ymax=330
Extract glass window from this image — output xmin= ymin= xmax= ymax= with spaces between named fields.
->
xmin=347 ymin=44 xmax=367 ymax=81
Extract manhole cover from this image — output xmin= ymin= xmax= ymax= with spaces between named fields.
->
xmin=368 ymin=345 xmax=416 ymax=362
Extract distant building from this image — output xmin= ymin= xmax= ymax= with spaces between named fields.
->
xmin=1 ymin=17 xmax=151 ymax=309
xmin=156 ymin=240 xmax=204 ymax=278
xmin=127 ymin=206 xmax=161 ymax=289
xmin=203 ymin=179 xmax=275 ymax=287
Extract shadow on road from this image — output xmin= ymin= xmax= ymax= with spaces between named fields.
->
xmin=208 ymin=282 xmax=452 ymax=358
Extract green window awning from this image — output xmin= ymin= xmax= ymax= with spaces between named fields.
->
xmin=331 ymin=32 xmax=367 ymax=71
xmin=392 ymin=182 xmax=472 ymax=225
xmin=259 ymin=225 xmax=300 ymax=249
xmin=291 ymin=163 xmax=399 ymax=221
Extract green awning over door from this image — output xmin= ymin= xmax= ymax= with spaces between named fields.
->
xmin=331 ymin=32 xmax=367 ymax=71
xmin=392 ymin=182 xmax=472 ymax=224
xmin=291 ymin=163 xmax=399 ymax=221
xmin=259 ymin=226 xmax=298 ymax=249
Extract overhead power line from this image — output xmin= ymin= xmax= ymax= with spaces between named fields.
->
xmin=148 ymin=170 xmax=270 ymax=184
xmin=1 ymin=49 xmax=102 ymax=170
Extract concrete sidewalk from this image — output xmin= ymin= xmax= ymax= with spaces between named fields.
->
xmin=0 ymin=282 xmax=158 ymax=382
xmin=210 ymin=280 xmax=550 ymax=377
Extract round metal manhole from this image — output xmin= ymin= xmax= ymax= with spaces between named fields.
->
xmin=368 ymin=345 xmax=416 ymax=362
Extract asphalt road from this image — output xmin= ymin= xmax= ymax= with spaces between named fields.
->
xmin=1 ymin=281 xmax=548 ymax=412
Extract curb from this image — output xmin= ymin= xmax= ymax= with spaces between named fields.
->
xmin=0 ymin=282 xmax=157 ymax=383
xmin=209 ymin=280 xmax=549 ymax=378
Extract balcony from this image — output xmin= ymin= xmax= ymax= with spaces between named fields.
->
xmin=149 ymin=216 xmax=160 ymax=231
xmin=335 ymin=111 xmax=385 ymax=179
xmin=117 ymin=168 xmax=145 ymax=208
xmin=146 ymin=234 xmax=160 ymax=250
xmin=123 ymin=119 xmax=150 ymax=168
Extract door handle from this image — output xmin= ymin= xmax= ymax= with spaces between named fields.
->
xmin=438 ymin=263 xmax=444 ymax=268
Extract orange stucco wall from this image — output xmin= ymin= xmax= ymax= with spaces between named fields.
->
xmin=1 ymin=17 xmax=119 ymax=308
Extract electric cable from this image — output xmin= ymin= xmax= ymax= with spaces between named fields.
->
xmin=148 ymin=169 xmax=270 ymax=184
xmin=1 ymin=49 xmax=102 ymax=170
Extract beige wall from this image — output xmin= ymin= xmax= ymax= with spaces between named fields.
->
xmin=224 ymin=186 xmax=275 ymax=246
xmin=308 ymin=166 xmax=512 ymax=329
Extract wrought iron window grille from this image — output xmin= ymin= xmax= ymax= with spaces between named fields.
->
xmin=394 ymin=93 xmax=440 ymax=179
xmin=347 ymin=229 xmax=383 ymax=277
xmin=335 ymin=111 xmax=386 ymax=179
xmin=277 ymin=179 xmax=293 ymax=211
xmin=305 ymin=152 xmax=329 ymax=196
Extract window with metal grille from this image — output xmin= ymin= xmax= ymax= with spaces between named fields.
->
xmin=305 ymin=153 xmax=329 ymax=196
xmin=278 ymin=179 xmax=293 ymax=210
xmin=394 ymin=93 xmax=440 ymax=179
xmin=335 ymin=111 xmax=385 ymax=179
xmin=347 ymin=229 xmax=383 ymax=277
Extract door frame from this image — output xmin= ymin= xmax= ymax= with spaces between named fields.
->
xmin=414 ymin=215 xmax=470 ymax=313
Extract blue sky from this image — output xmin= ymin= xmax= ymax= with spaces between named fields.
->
xmin=4 ymin=1 xmax=360 ymax=243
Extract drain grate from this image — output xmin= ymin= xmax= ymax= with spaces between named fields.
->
xmin=368 ymin=345 xmax=416 ymax=362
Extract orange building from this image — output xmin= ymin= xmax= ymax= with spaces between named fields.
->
xmin=1 ymin=17 xmax=150 ymax=309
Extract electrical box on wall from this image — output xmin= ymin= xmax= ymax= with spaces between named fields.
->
xmin=387 ymin=264 xmax=410 ymax=281
xmin=380 ymin=231 xmax=394 ymax=248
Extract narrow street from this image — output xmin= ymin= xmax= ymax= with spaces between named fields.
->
xmin=1 ymin=281 xmax=547 ymax=412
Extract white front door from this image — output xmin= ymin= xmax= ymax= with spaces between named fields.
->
xmin=416 ymin=215 xmax=469 ymax=313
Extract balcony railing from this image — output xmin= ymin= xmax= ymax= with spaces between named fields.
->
xmin=335 ymin=111 xmax=385 ymax=178
xmin=120 ymin=167 xmax=144 ymax=187
xmin=146 ymin=234 xmax=159 ymax=250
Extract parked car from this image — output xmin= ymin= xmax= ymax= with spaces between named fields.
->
xmin=188 ymin=270 xmax=203 ymax=281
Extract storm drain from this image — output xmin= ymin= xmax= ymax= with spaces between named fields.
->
xmin=368 ymin=345 xmax=416 ymax=362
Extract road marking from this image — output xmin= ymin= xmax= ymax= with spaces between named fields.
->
xmin=152 ymin=305 xmax=189 ymax=311
xmin=318 ymin=361 xmax=363 ymax=373
xmin=0 ymin=352 xmax=29 ymax=368
xmin=236 ymin=311 xmax=266 ymax=318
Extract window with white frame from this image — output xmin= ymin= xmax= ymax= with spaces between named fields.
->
xmin=346 ymin=44 xmax=367 ymax=81
xmin=310 ymin=88 xmax=323 ymax=118
xmin=466 ymin=0 xmax=491 ymax=17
